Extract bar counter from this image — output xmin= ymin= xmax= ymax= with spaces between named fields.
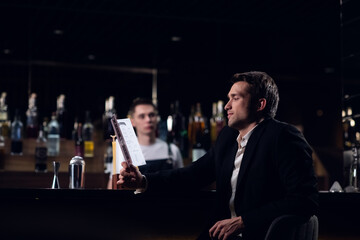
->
xmin=0 ymin=189 xmax=360 ymax=240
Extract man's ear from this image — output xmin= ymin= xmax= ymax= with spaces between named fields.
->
xmin=130 ymin=117 xmax=136 ymax=127
xmin=257 ymin=98 xmax=267 ymax=112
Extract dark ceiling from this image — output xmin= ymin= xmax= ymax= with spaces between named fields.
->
xmin=0 ymin=0 xmax=339 ymax=72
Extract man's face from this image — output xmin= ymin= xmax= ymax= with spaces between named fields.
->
xmin=224 ymin=81 xmax=253 ymax=130
xmin=131 ymin=104 xmax=158 ymax=136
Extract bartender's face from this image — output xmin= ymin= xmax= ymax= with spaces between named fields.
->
xmin=131 ymin=104 xmax=158 ymax=136
xmin=224 ymin=81 xmax=253 ymax=130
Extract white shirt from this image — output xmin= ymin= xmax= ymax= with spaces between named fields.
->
xmin=140 ymin=138 xmax=184 ymax=168
xmin=229 ymin=125 xmax=257 ymax=218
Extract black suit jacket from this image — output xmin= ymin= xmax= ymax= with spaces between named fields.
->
xmin=146 ymin=118 xmax=318 ymax=239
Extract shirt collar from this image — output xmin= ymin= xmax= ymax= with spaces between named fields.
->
xmin=236 ymin=124 xmax=258 ymax=149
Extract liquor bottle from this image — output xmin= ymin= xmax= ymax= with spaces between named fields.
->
xmin=191 ymin=103 xmax=206 ymax=162
xmin=168 ymin=100 xmax=188 ymax=158
xmin=56 ymin=94 xmax=68 ymax=139
xmin=42 ymin=117 xmax=49 ymax=138
xmin=10 ymin=109 xmax=23 ymax=155
xmin=210 ymin=102 xmax=217 ymax=145
xmin=26 ymin=93 xmax=38 ymax=138
xmin=215 ymin=100 xmax=226 ymax=137
xmin=71 ymin=117 xmax=79 ymax=140
xmin=0 ymin=134 xmax=5 ymax=169
xmin=0 ymin=92 xmax=10 ymax=138
xmin=0 ymin=92 xmax=8 ymax=121
xmin=47 ymin=112 xmax=60 ymax=156
xmin=192 ymin=125 xmax=207 ymax=162
xmin=187 ymin=105 xmax=195 ymax=146
xmin=103 ymin=96 xmax=116 ymax=140
xmin=349 ymin=144 xmax=359 ymax=191
xmin=35 ymin=126 xmax=48 ymax=172
xmin=83 ymin=111 xmax=94 ymax=158
xmin=74 ymin=123 xmax=84 ymax=158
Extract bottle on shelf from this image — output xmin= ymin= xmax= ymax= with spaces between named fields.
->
xmin=103 ymin=96 xmax=116 ymax=140
xmin=83 ymin=111 xmax=94 ymax=158
xmin=74 ymin=123 xmax=84 ymax=158
xmin=10 ymin=109 xmax=23 ymax=155
xmin=167 ymin=100 xmax=188 ymax=158
xmin=210 ymin=100 xmax=226 ymax=145
xmin=215 ymin=100 xmax=226 ymax=137
xmin=0 ymin=92 xmax=10 ymax=138
xmin=0 ymin=133 xmax=5 ymax=169
xmin=42 ymin=117 xmax=49 ymax=139
xmin=56 ymin=94 xmax=68 ymax=139
xmin=210 ymin=102 xmax=217 ymax=145
xmin=349 ymin=144 xmax=360 ymax=191
xmin=47 ymin=112 xmax=60 ymax=156
xmin=26 ymin=93 xmax=38 ymax=138
xmin=72 ymin=117 xmax=79 ymax=141
xmin=187 ymin=105 xmax=195 ymax=147
xmin=35 ymin=126 xmax=48 ymax=172
xmin=190 ymin=103 xmax=207 ymax=162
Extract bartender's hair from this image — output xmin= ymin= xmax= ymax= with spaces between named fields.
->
xmin=231 ymin=71 xmax=279 ymax=119
xmin=128 ymin=97 xmax=158 ymax=117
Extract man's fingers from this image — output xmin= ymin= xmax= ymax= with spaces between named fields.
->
xmin=209 ymin=222 xmax=221 ymax=238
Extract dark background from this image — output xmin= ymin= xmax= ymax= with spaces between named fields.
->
xmin=0 ymin=0 xmax=358 ymax=186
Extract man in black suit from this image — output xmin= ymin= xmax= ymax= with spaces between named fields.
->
xmin=118 ymin=71 xmax=318 ymax=240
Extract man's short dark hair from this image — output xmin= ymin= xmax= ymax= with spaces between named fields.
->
xmin=231 ymin=71 xmax=279 ymax=119
xmin=128 ymin=97 xmax=157 ymax=117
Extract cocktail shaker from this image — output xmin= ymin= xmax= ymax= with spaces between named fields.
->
xmin=69 ymin=156 xmax=85 ymax=189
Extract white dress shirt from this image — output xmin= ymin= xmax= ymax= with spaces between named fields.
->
xmin=229 ymin=125 xmax=258 ymax=218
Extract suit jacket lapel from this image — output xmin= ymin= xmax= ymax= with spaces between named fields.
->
xmin=236 ymin=119 xmax=268 ymax=189
xmin=218 ymin=137 xmax=238 ymax=198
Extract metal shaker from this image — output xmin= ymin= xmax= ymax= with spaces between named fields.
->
xmin=69 ymin=156 xmax=85 ymax=189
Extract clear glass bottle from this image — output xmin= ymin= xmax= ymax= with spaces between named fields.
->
xmin=10 ymin=109 xmax=23 ymax=155
xmin=103 ymin=96 xmax=116 ymax=140
xmin=83 ymin=111 xmax=94 ymax=158
xmin=47 ymin=112 xmax=60 ymax=156
xmin=56 ymin=94 xmax=68 ymax=139
xmin=215 ymin=100 xmax=226 ymax=136
xmin=26 ymin=93 xmax=38 ymax=138
xmin=42 ymin=117 xmax=49 ymax=139
xmin=74 ymin=123 xmax=84 ymax=158
xmin=35 ymin=127 xmax=48 ymax=172
xmin=349 ymin=144 xmax=359 ymax=191
xmin=0 ymin=133 xmax=5 ymax=169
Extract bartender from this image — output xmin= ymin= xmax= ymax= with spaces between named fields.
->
xmin=108 ymin=98 xmax=183 ymax=188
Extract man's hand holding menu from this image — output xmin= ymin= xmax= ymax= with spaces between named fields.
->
xmin=118 ymin=161 xmax=146 ymax=190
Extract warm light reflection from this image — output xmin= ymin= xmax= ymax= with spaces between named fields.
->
xmin=167 ymin=116 xmax=173 ymax=132
xmin=350 ymin=119 xmax=355 ymax=127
